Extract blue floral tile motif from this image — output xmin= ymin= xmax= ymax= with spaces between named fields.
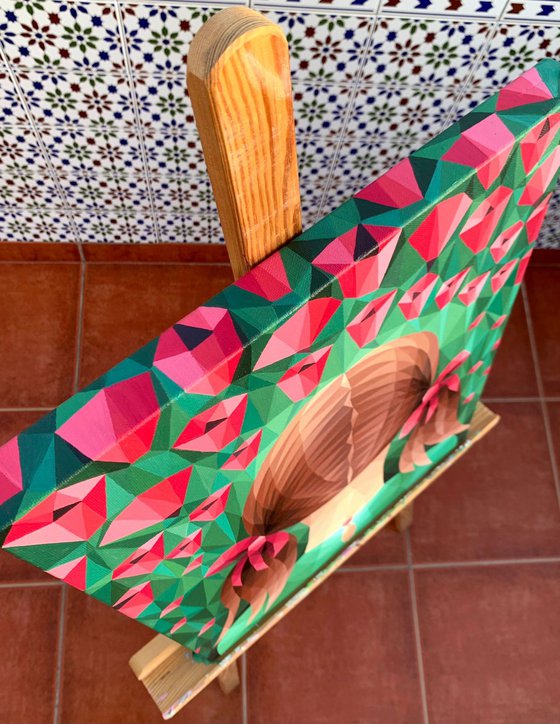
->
xmin=366 ymin=17 xmax=493 ymax=87
xmin=143 ymin=129 xmax=206 ymax=177
xmin=473 ymin=22 xmax=560 ymax=90
xmin=120 ymin=4 xmax=226 ymax=73
xmin=18 ymin=72 xmax=137 ymax=125
xmin=1 ymin=1 xmax=125 ymax=73
xmin=151 ymin=175 xmax=213 ymax=214
xmin=0 ymin=208 xmax=77 ymax=241
xmin=74 ymin=209 xmax=157 ymax=243
xmin=0 ymin=1 xmax=558 ymax=248
xmin=293 ymin=82 xmax=354 ymax=138
xmin=260 ymin=11 xmax=374 ymax=81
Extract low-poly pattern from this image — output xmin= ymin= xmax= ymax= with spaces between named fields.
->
xmin=1 ymin=60 xmax=559 ymax=662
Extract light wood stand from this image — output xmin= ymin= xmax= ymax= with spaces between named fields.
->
xmin=130 ymin=404 xmax=499 ymax=719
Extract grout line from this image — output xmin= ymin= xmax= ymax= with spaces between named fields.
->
xmin=241 ymin=653 xmax=249 ymax=724
xmin=339 ymin=556 xmax=560 ymax=573
xmin=338 ymin=563 xmax=408 ymax=572
xmin=0 ymin=407 xmax=53 ymax=412
xmin=440 ymin=0 xmax=509 ymax=129
xmin=317 ymin=8 xmax=380 ymax=217
xmin=522 ymin=284 xmax=560 ymax=512
xmin=0 ymin=580 xmax=63 ymax=589
xmin=72 ymin=258 xmax=87 ymax=395
xmin=405 ymin=532 xmax=430 ymax=724
xmin=53 ymin=585 xmax=68 ymax=724
xmin=113 ymin=1 xmax=162 ymax=243
xmin=0 ymin=50 xmax=83 ymax=244
xmin=413 ymin=556 xmax=560 ymax=570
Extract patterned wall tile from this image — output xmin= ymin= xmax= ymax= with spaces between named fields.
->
xmin=0 ymin=208 xmax=77 ymax=241
xmin=0 ymin=1 xmax=557 ymax=248
xmin=18 ymin=71 xmax=136 ymax=125
xmin=366 ymin=17 xmax=493 ymax=87
xmin=473 ymin=22 xmax=560 ymax=89
xmin=2 ymin=2 xmax=125 ymax=73
xmin=260 ymin=10 xmax=374 ymax=81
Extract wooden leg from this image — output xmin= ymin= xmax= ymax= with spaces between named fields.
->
xmin=217 ymin=661 xmax=240 ymax=695
xmin=393 ymin=503 xmax=414 ymax=533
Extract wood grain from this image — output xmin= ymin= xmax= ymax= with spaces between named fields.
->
xmin=187 ymin=7 xmax=301 ymax=279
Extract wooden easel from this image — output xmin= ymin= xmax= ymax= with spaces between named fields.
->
xmin=129 ymin=8 xmax=499 ymax=718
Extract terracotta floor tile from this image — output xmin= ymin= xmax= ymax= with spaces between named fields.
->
xmin=546 ymin=402 xmax=560 ymax=474
xmin=247 ymin=571 xmax=422 ymax=724
xmin=410 ymin=402 xmax=560 ymax=562
xmin=343 ymin=526 xmax=407 ymax=567
xmin=0 ymin=263 xmax=80 ymax=407
xmin=79 ymin=263 xmax=234 ymax=387
xmin=483 ymin=295 xmax=538 ymax=398
xmin=524 ymin=266 xmax=560 ymax=396
xmin=0 ymin=586 xmax=60 ymax=724
xmin=0 ymin=409 xmax=47 ymax=445
xmin=60 ymin=589 xmax=242 ymax=724
xmin=416 ymin=564 xmax=560 ymax=724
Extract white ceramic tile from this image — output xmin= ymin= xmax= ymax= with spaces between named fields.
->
xmin=18 ymin=71 xmax=136 ymax=126
xmin=473 ymin=22 xmax=560 ymax=90
xmin=2 ymin=1 xmax=125 ymax=72
xmin=0 ymin=208 xmax=77 ymax=241
xmin=365 ymin=16 xmax=493 ymax=87
xmin=502 ymin=0 xmax=560 ymax=22
xmin=260 ymin=10 xmax=374 ymax=81
xmin=293 ymin=82 xmax=355 ymax=138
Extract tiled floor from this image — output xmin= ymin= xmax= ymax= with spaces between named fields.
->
xmin=0 ymin=246 xmax=559 ymax=724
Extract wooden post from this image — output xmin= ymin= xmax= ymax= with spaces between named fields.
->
xmin=187 ymin=7 xmax=301 ymax=279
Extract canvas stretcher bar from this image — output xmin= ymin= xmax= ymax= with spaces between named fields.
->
xmin=130 ymin=400 xmax=499 ymax=720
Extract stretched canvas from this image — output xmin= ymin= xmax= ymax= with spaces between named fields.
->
xmin=1 ymin=59 xmax=559 ymax=662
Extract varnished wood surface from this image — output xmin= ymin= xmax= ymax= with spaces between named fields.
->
xmin=187 ymin=7 xmax=302 ymax=279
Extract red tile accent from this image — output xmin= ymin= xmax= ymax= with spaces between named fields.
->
xmin=410 ymin=402 xmax=560 ymax=562
xmin=79 ymin=262 xmax=234 ymax=387
xmin=247 ymin=571 xmax=423 ymax=724
xmin=525 ymin=266 xmax=560 ymax=396
xmin=483 ymin=296 xmax=538 ymax=398
xmin=416 ymin=564 xmax=560 ymax=723
xmin=0 ymin=263 xmax=80 ymax=407
xmin=0 ymin=586 xmax=60 ymax=724
xmin=82 ymin=242 xmax=230 ymax=264
xmin=531 ymin=248 xmax=560 ymax=266
xmin=60 ymin=589 xmax=242 ymax=724
xmin=0 ymin=241 xmax=81 ymax=262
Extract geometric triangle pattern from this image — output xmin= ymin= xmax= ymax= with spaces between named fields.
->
xmin=1 ymin=59 xmax=560 ymax=663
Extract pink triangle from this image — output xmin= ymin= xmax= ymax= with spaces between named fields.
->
xmin=173 ymin=394 xmax=248 ymax=452
xmin=236 ymin=254 xmax=292 ymax=301
xmin=496 ymin=67 xmax=553 ymax=111
xmin=409 ymin=193 xmax=472 ymax=261
xmin=0 ymin=436 xmax=23 ymax=506
xmin=347 ymin=290 xmax=397 ymax=346
xmin=255 ymin=298 xmax=340 ymax=370
xmin=166 ymin=529 xmax=203 ymax=560
xmin=356 ymin=158 xmax=423 ymax=208
xmin=100 ymin=468 xmax=191 ymax=546
xmin=490 ymin=220 xmax=524 ymax=262
xmin=519 ymin=147 xmax=560 ymax=206
xmin=49 ymin=556 xmax=88 ymax=591
xmin=190 ymin=484 xmax=231 ymax=522
xmin=222 ymin=430 xmax=263 ymax=470
xmin=526 ymin=193 xmax=552 ymax=243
